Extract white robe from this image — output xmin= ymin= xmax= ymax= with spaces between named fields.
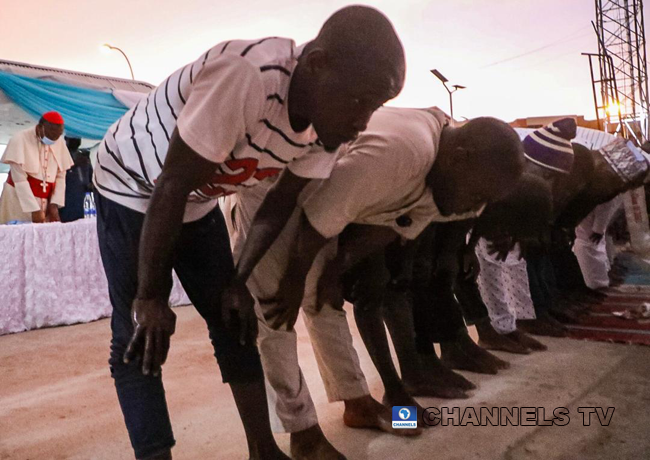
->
xmin=573 ymin=196 xmax=623 ymax=289
xmin=0 ymin=127 xmax=73 ymax=224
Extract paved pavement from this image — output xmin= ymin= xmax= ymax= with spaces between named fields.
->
xmin=1 ymin=305 xmax=649 ymax=459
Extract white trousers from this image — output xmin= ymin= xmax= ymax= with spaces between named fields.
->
xmin=221 ymin=185 xmax=369 ymax=433
xmin=573 ymin=196 xmax=622 ymax=290
xmin=475 ymin=238 xmax=536 ymax=334
xmin=573 ymin=238 xmax=611 ymax=290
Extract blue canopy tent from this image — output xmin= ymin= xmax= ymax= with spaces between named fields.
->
xmin=0 ymin=72 xmax=131 ymax=140
xmin=0 ymin=59 xmax=154 ymax=180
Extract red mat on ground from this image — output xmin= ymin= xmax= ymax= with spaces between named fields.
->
xmin=567 ymin=327 xmax=650 ymax=346
xmin=566 ymin=285 xmax=650 ymax=346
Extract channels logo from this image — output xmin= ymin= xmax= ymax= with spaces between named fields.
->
xmin=392 ymin=406 xmax=417 ymax=429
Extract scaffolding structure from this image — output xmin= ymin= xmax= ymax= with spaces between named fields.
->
xmin=585 ymin=0 xmax=649 ymax=143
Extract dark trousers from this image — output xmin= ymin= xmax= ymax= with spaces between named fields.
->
xmin=345 ymin=224 xmax=486 ymax=355
xmin=454 ymin=274 xmax=491 ymax=326
xmin=526 ymin=249 xmax=556 ymax=316
xmin=342 ymin=250 xmax=390 ymax=308
xmin=549 ymin=229 xmax=586 ymax=292
xmin=411 ymin=224 xmax=485 ymax=352
xmin=96 ymin=193 xmax=263 ymax=459
xmin=343 ymin=222 xmax=489 ymax=357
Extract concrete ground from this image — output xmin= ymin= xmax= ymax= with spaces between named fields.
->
xmin=1 ymin=305 xmax=649 ymax=460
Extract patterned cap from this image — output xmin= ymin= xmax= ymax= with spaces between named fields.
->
xmin=523 ymin=118 xmax=577 ymax=174
xmin=598 ymin=138 xmax=649 ymax=184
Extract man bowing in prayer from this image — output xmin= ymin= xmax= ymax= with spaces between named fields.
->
xmin=0 ymin=111 xmax=73 ymax=224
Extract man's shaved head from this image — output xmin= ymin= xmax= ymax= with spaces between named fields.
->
xmin=313 ymin=5 xmax=405 ymax=94
xmin=429 ymin=117 xmax=525 ymax=216
xmin=290 ymin=6 xmax=406 ymax=151
xmin=457 ymin=117 xmax=525 ymax=179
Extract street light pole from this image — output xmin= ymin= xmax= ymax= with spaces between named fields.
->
xmin=102 ymin=44 xmax=135 ymax=80
xmin=430 ymin=69 xmax=466 ymax=120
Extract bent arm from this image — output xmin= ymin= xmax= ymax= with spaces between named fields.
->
xmin=8 ymin=163 xmax=40 ymax=213
xmin=50 ymin=168 xmax=67 ymax=207
xmin=336 ymin=224 xmax=399 ymax=272
xmin=233 ymin=169 xmax=310 ymax=283
xmin=592 ymin=197 xmax=621 ymax=235
xmin=282 ymin=210 xmax=332 ymax=282
xmin=136 ymin=129 xmax=217 ymax=302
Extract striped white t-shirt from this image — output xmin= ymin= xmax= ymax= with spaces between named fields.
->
xmin=93 ymin=37 xmax=337 ymax=222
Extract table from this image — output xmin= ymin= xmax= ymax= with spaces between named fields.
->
xmin=0 ymin=218 xmax=190 ymax=335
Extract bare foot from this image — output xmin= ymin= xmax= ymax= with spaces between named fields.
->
xmin=506 ymin=330 xmax=547 ymax=351
xmin=572 ymin=288 xmax=607 ymax=303
xmin=518 ymin=315 xmax=567 ymax=337
xmin=549 ymin=306 xmax=582 ymax=324
xmin=469 ymin=346 xmax=511 ymax=371
xmin=557 ymin=301 xmax=590 ymax=315
xmin=440 ymin=341 xmax=498 ymax=375
xmin=443 ymin=331 xmax=513 ymax=374
xmin=456 ymin=334 xmax=510 ymax=370
xmin=290 ymin=425 xmax=346 ymax=460
xmin=418 ymin=353 xmax=476 ymax=391
xmin=343 ymin=395 xmax=422 ymax=436
xmin=381 ymin=390 xmax=438 ymax=427
xmin=476 ymin=322 xmax=530 ymax=355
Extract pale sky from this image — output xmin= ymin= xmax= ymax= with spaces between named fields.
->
xmin=1 ymin=0 xmax=644 ymax=122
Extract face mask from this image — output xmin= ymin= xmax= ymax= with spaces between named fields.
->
xmin=41 ymin=136 xmax=56 ymax=145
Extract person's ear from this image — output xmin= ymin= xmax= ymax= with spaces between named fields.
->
xmin=304 ymin=48 xmax=330 ymax=77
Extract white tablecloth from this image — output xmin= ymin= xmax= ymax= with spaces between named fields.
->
xmin=0 ymin=219 xmax=190 ymax=335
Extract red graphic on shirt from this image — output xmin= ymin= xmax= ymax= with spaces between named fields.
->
xmin=254 ymin=167 xmax=282 ymax=181
xmin=196 ymin=158 xmax=282 ymax=197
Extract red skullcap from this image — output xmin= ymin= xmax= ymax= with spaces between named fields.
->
xmin=42 ymin=111 xmax=64 ymax=125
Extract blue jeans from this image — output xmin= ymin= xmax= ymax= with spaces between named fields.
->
xmin=96 ymin=193 xmax=264 ymax=459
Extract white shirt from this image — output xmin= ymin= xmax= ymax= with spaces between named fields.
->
xmin=301 ymin=107 xmax=477 ymax=240
xmin=93 ymin=37 xmax=337 ymax=222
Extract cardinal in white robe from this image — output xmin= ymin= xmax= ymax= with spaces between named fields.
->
xmin=0 ymin=111 xmax=73 ymax=224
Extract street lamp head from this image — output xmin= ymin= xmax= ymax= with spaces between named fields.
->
xmin=99 ymin=43 xmax=135 ymax=80
xmin=430 ymin=68 xmax=464 ymax=120
xmin=430 ymin=69 xmax=448 ymax=83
